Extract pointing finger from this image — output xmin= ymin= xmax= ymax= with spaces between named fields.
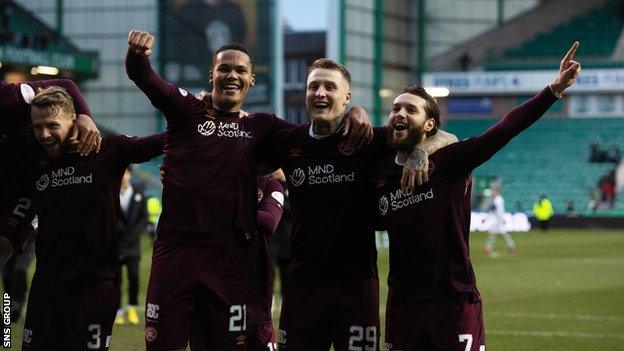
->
xmin=562 ymin=41 xmax=579 ymax=63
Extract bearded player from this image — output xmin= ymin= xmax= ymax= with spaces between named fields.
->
xmin=374 ymin=43 xmax=580 ymax=351
xmin=260 ymin=59 xmax=457 ymax=350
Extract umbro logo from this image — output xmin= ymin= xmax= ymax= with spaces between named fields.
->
xmin=198 ymin=120 xmax=216 ymax=136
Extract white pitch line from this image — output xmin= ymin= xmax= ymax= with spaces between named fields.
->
xmin=488 ymin=311 xmax=624 ymax=323
xmin=489 ymin=330 xmax=624 ymax=340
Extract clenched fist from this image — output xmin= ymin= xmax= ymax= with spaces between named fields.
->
xmin=128 ymin=30 xmax=155 ymax=57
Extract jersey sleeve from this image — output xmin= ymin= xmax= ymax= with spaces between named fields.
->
xmin=257 ymin=177 xmax=284 ymax=236
xmin=125 ymin=50 xmax=193 ymax=123
xmin=433 ymin=87 xmax=558 ymax=176
xmin=107 ymin=133 xmax=165 ymax=168
xmin=1 ymin=79 xmax=92 ymax=117
xmin=255 ymin=114 xmax=297 ymax=169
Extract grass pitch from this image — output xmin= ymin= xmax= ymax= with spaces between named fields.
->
xmin=3 ymin=229 xmax=623 ymax=350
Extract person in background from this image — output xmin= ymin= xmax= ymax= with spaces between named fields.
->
xmin=483 ymin=186 xmax=515 ymax=255
xmin=533 ymin=194 xmax=554 ymax=231
xmin=115 ymin=166 xmax=148 ymax=325
xmin=146 ymin=196 xmax=162 ymax=240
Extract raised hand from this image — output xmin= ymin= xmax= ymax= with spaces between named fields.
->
xmin=550 ymin=42 xmax=581 ymax=96
xmin=128 ymin=30 xmax=155 ymax=57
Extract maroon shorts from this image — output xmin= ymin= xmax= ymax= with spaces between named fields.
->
xmin=145 ymin=235 xmax=248 ymax=351
xmin=278 ymin=276 xmax=380 ymax=351
xmin=385 ymin=289 xmax=485 ymax=351
xmin=22 ymin=279 xmax=119 ymax=350
xmin=248 ymin=322 xmax=276 ymax=351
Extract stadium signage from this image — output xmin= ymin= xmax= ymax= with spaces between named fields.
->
xmin=470 ymin=212 xmax=531 ymax=232
xmin=0 ymin=45 xmax=98 ymax=75
xmin=423 ymin=69 xmax=624 ymax=94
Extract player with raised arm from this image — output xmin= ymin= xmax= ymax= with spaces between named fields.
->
xmin=0 ymin=78 xmax=100 ymax=268
xmin=374 ymin=43 xmax=580 ymax=351
xmin=260 ymin=59 xmax=457 ymax=351
xmin=20 ymin=86 xmax=163 ymax=350
xmin=190 ymin=172 xmax=285 ymax=351
xmin=125 ymin=30 xmax=373 ymax=351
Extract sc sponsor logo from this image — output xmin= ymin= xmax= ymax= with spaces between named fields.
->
xmin=379 ymin=196 xmax=389 ymax=216
xmin=36 ymin=174 xmax=50 ymax=191
xmin=289 ymin=168 xmax=305 ymax=187
xmin=198 ymin=120 xmax=217 ymax=136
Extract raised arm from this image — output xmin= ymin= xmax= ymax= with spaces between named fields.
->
xmin=126 ymin=30 xmax=187 ymax=118
xmin=109 ymin=133 xmax=165 ymax=168
xmin=439 ymin=42 xmax=581 ymax=174
xmin=3 ymin=79 xmax=101 ymax=154
xmin=257 ymin=176 xmax=284 ymax=236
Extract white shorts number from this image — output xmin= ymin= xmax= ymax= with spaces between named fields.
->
xmin=12 ymin=197 xmax=31 ymax=218
xmin=87 ymin=324 xmax=102 ymax=349
xmin=348 ymin=326 xmax=377 ymax=351
xmin=228 ymin=304 xmax=247 ymax=332
xmin=459 ymin=334 xmax=473 ymax=351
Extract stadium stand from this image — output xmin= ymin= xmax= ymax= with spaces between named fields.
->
xmin=485 ymin=0 xmax=624 ymax=71
xmin=445 ymin=118 xmax=624 ymax=214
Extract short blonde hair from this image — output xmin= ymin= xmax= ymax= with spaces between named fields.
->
xmin=31 ymin=86 xmax=75 ymax=118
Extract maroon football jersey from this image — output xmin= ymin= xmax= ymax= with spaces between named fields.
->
xmin=373 ymin=87 xmax=558 ymax=299
xmin=28 ymin=134 xmax=164 ymax=283
xmin=126 ymin=51 xmax=294 ymax=244
xmin=248 ymin=176 xmax=284 ymax=326
xmin=262 ymin=124 xmax=390 ymax=278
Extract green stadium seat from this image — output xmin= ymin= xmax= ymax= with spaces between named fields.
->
xmin=445 ymin=118 xmax=624 ymax=214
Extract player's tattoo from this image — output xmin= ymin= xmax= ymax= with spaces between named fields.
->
xmin=406 ymin=130 xmax=458 ymax=173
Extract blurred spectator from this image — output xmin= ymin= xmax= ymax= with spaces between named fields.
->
xmin=565 ymin=200 xmax=577 ymax=217
xmin=589 ymin=143 xmax=605 ymax=163
xmin=115 ymin=166 xmax=148 ymax=326
xmin=590 ymin=143 xmax=621 ymax=163
xmin=146 ymin=196 xmax=162 ymax=240
xmin=598 ymin=171 xmax=617 ymax=210
xmin=587 ymin=187 xmax=599 ymax=212
xmin=483 ymin=187 xmax=515 ymax=255
xmin=533 ymin=195 xmax=554 ymax=231
xmin=605 ymin=144 xmax=622 ymax=163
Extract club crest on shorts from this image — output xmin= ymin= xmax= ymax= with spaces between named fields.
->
xmin=236 ymin=334 xmax=246 ymax=346
xmin=289 ymin=168 xmax=305 ymax=187
xmin=198 ymin=120 xmax=216 ymax=136
xmin=379 ymin=195 xmax=389 ymax=216
xmin=257 ymin=189 xmax=264 ymax=202
xmin=338 ymin=141 xmax=355 ymax=156
xmin=36 ymin=174 xmax=50 ymax=191
xmin=145 ymin=326 xmax=157 ymax=342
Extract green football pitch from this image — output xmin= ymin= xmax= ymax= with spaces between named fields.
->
xmin=3 ymin=229 xmax=623 ymax=350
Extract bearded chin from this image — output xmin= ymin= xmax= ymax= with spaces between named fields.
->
xmin=388 ymin=126 xmax=426 ymax=151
